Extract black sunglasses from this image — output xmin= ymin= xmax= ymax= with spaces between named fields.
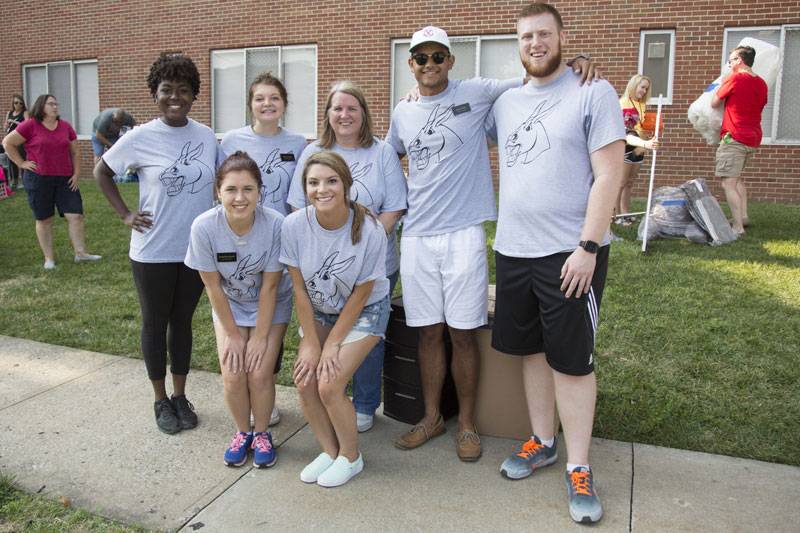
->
xmin=412 ymin=52 xmax=450 ymax=66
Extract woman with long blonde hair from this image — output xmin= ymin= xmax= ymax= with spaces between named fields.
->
xmin=281 ymin=151 xmax=390 ymax=487
xmin=617 ymin=74 xmax=660 ymax=223
xmin=288 ymin=81 xmax=406 ymax=434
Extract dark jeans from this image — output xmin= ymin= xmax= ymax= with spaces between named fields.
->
xmin=130 ymin=260 xmax=205 ymax=380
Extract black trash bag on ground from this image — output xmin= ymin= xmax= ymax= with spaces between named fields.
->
xmin=637 ymin=186 xmax=709 ymax=244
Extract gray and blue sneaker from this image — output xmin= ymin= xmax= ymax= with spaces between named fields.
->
xmin=500 ymin=435 xmax=558 ymax=480
xmin=565 ymin=466 xmax=603 ymax=523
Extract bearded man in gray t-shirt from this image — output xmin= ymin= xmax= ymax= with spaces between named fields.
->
xmin=487 ymin=3 xmax=625 ymax=524
xmin=387 ymin=24 xmax=598 ymax=463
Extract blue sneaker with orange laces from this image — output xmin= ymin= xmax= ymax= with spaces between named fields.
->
xmin=223 ymin=431 xmax=253 ymax=467
xmin=500 ymin=435 xmax=558 ymax=480
xmin=252 ymin=431 xmax=277 ymax=468
xmin=566 ymin=466 xmax=603 ymax=523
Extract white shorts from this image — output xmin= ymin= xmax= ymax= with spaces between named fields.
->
xmin=400 ymin=224 xmax=488 ymax=329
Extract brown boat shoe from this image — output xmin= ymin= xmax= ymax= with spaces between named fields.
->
xmin=394 ymin=414 xmax=446 ymax=450
xmin=456 ymin=426 xmax=482 ymax=462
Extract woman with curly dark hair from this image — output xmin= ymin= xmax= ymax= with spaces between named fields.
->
xmin=94 ymin=53 xmax=220 ymax=434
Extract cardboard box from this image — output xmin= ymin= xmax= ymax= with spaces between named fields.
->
xmin=475 ymin=285 xmax=559 ymax=441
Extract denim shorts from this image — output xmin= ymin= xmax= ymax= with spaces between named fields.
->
xmin=303 ymin=295 xmax=391 ymax=344
xmin=90 ymin=134 xmax=105 ymax=156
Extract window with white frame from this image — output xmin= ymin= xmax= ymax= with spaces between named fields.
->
xmin=638 ymin=30 xmax=675 ymax=105
xmin=391 ymin=35 xmax=522 ymax=107
xmin=211 ymin=45 xmax=317 ymax=138
xmin=724 ymin=25 xmax=800 ymax=144
xmin=23 ymin=61 xmax=99 ymax=137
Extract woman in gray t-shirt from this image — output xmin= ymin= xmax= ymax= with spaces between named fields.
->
xmin=186 ymin=152 xmax=284 ymax=469
xmin=280 ymin=151 xmax=390 ymax=487
xmin=94 ymin=54 xmax=218 ymax=436
xmin=220 ymin=73 xmax=307 ymax=428
xmin=288 ymin=80 xmax=407 ymax=433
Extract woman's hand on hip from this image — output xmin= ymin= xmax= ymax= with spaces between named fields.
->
xmin=122 ymin=211 xmax=154 ymax=233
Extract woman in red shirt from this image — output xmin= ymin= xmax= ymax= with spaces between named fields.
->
xmin=2 ymin=94 xmax=101 ymax=269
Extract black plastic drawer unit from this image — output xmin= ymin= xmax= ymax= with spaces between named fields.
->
xmin=383 ymin=298 xmax=459 ymax=424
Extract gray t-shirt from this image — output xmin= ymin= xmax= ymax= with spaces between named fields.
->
xmin=103 ymin=118 xmax=221 ymax=262
xmin=280 ymin=207 xmax=389 ymax=315
xmin=185 ymin=205 xmax=285 ymax=326
xmin=220 ymin=126 xmax=307 ymax=215
xmin=385 ymin=77 xmax=520 ymax=237
xmin=487 ymin=70 xmax=626 ymax=258
xmin=287 ymin=139 xmax=407 ymax=275
xmin=93 ymin=108 xmax=135 ymax=142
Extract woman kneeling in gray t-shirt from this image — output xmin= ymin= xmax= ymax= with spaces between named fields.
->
xmin=185 ymin=152 xmax=287 ymax=469
xmin=280 ymin=151 xmax=390 ymax=487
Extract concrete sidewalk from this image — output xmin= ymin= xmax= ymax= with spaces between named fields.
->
xmin=1 ymin=335 xmax=798 ymax=532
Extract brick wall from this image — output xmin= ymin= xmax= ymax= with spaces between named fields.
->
xmin=2 ymin=0 xmax=798 ymax=202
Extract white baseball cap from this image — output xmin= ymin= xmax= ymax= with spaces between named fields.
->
xmin=409 ymin=26 xmax=451 ymax=52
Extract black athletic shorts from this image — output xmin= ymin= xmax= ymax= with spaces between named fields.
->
xmin=491 ymin=246 xmax=609 ymax=376
xmin=624 ymin=144 xmax=645 ymax=164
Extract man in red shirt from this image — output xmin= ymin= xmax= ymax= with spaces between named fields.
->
xmin=711 ymin=45 xmax=768 ymax=235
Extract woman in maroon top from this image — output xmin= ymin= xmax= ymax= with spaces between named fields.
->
xmin=2 ymin=94 xmax=101 ymax=269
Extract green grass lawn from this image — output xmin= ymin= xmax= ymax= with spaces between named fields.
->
xmin=0 ymin=474 xmax=147 ymax=532
xmin=1 ymin=182 xmax=798 ymax=466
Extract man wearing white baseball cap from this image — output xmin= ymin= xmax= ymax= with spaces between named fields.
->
xmin=408 ymin=25 xmax=451 ymax=51
xmin=386 ymin=24 xmax=598 ymax=462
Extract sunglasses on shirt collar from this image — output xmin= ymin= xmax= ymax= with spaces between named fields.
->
xmin=411 ymin=51 xmax=450 ymax=66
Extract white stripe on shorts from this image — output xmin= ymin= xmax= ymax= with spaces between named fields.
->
xmin=587 ymin=287 xmax=598 ymax=341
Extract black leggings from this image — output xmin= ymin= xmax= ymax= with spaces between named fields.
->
xmin=131 ymin=260 xmax=205 ymax=380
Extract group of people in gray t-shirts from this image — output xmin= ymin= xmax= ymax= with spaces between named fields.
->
xmin=94 ymin=2 xmax=624 ymax=524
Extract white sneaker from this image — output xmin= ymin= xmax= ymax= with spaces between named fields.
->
xmin=300 ymin=452 xmax=335 ymax=484
xmin=317 ymin=454 xmax=364 ymax=488
xmin=43 ymin=260 xmax=56 ymax=270
xmin=356 ymin=412 xmax=374 ymax=433
xmin=249 ymin=406 xmax=280 ymax=428
xmin=75 ymin=254 xmax=102 ymax=263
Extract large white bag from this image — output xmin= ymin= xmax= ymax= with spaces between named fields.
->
xmin=687 ymin=37 xmax=779 ymax=145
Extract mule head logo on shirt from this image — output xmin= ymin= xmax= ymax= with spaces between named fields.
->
xmin=305 ymin=251 xmax=356 ymax=310
xmin=349 ymin=161 xmax=374 ymax=209
xmin=504 ymin=99 xmax=559 ymax=167
xmin=408 ymin=104 xmax=464 ymax=172
xmin=259 ymin=148 xmax=292 ymax=206
xmin=222 ymin=251 xmax=268 ymax=300
xmin=159 ymin=141 xmax=212 ymax=196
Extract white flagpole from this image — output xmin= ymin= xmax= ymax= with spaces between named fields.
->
xmin=641 ymin=95 xmax=663 ymax=254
